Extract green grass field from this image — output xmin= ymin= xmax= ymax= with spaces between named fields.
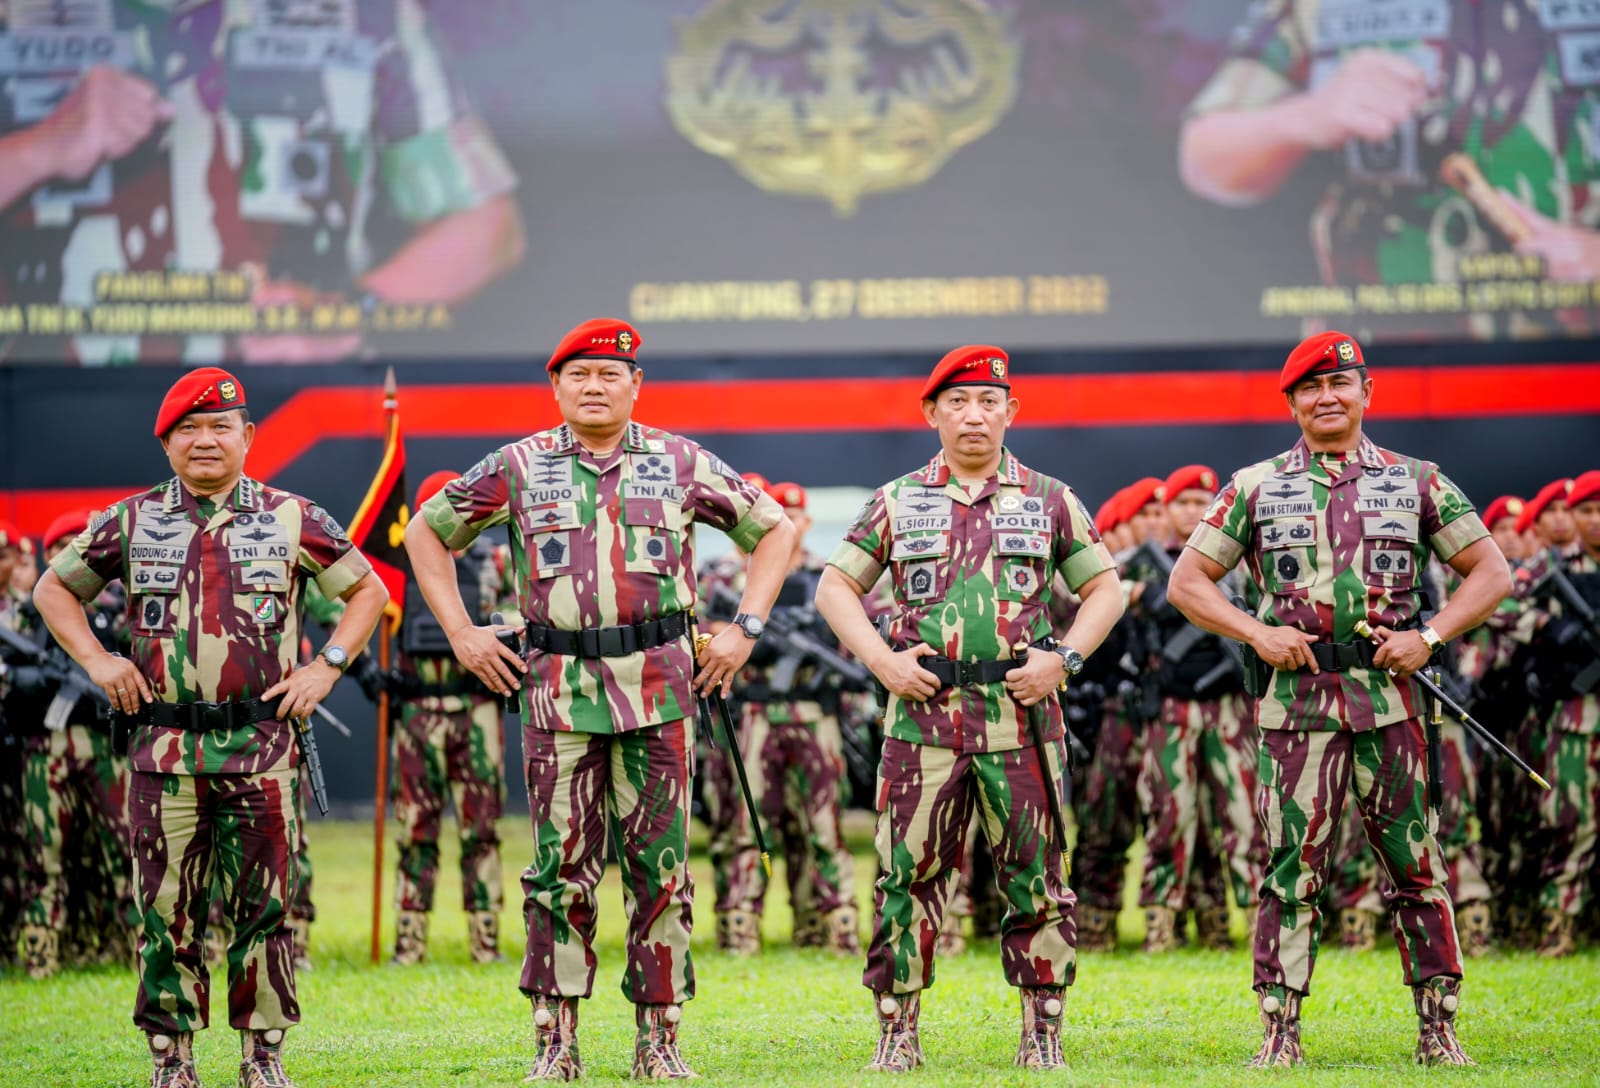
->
xmin=5 ymin=813 xmax=1597 ymax=1087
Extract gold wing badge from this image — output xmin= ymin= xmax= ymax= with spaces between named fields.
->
xmin=665 ymin=0 xmax=1019 ymax=217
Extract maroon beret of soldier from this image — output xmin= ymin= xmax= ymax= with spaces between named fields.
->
xmin=1567 ymin=471 xmax=1600 ymax=509
xmin=1481 ymin=495 xmax=1524 ymax=530
xmin=1162 ymin=464 xmax=1220 ymax=502
xmin=1279 ymin=331 xmax=1364 ymax=392
xmin=918 ymin=344 xmax=1011 ymax=401
xmin=545 ymin=317 xmax=642 ymax=373
xmin=1123 ymin=475 xmax=1166 ymax=513
xmin=767 ymin=481 xmax=807 ymax=510
xmin=153 ymin=367 xmax=247 ymax=437
xmin=43 ymin=510 xmax=92 ymax=552
xmin=1515 ymin=477 xmax=1574 ymax=534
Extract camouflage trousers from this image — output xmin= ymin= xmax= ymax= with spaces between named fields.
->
xmin=1478 ymin=711 xmax=1549 ymax=923
xmin=0 ymin=735 xmax=25 ymax=965
xmin=1070 ymin=701 xmax=1142 ymax=912
xmin=22 ymin=725 xmax=136 ymax=935
xmin=712 ymin=704 xmax=856 ymax=920
xmin=1255 ymin=720 xmax=1460 ymax=994
xmin=520 ymin=720 xmax=695 ymax=1005
xmin=207 ymin=771 xmax=314 ymax=939
xmin=1138 ymin=692 xmax=1265 ymax=910
xmin=1327 ymin=721 xmax=1491 ymax=914
xmin=128 ymin=766 xmax=301 ymax=1033
xmin=1538 ymin=695 xmax=1600 ymax=917
xmin=394 ymin=695 xmax=505 ymax=914
xmin=864 ymin=737 xmax=1075 ymax=995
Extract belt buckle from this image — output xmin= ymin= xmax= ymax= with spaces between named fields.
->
xmin=199 ymin=702 xmax=228 ymax=730
xmin=955 ymin=661 xmax=979 ymax=686
xmin=596 ymin=627 xmax=628 ymax=657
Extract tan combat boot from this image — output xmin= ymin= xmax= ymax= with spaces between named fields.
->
xmin=868 ymin=992 xmax=923 ymax=1073
xmin=1248 ymin=987 xmax=1305 ymax=1068
xmin=205 ymin=916 xmax=232 ymax=966
xmin=934 ymin=906 xmax=967 ymax=957
xmin=524 ymin=995 xmax=582 ymax=1081
xmin=715 ymin=908 xmax=760 ymax=956
xmin=469 ymin=911 xmax=505 ymax=964
xmin=1142 ymin=906 xmax=1178 ymax=953
xmin=21 ymin=923 xmax=59 ymax=980
xmin=1076 ymin=905 xmax=1117 ymax=952
xmin=1338 ymin=907 xmax=1378 ymax=951
xmin=148 ymin=1030 xmax=200 ymax=1088
xmin=390 ymin=910 xmax=428 ymax=966
xmin=791 ymin=909 xmax=824 ymax=949
xmin=1014 ymin=986 xmax=1066 ymax=1070
xmin=633 ymin=1003 xmax=697 ymax=1079
xmin=1413 ymin=976 xmax=1475 ymax=1066
xmin=1537 ymin=909 xmax=1577 ymax=958
xmin=288 ymin=916 xmax=312 ymax=972
xmin=1195 ymin=906 xmax=1235 ymax=950
xmin=824 ymin=904 xmax=863 ymax=956
xmin=240 ymin=1027 xmax=296 ymax=1088
xmin=1457 ymin=902 xmax=1493 ymax=957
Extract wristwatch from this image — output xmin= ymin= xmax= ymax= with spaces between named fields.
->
xmin=732 ymin=613 xmax=766 ymax=640
xmin=318 ymin=645 xmax=350 ymax=672
xmin=1418 ymin=626 xmax=1444 ymax=657
xmin=1054 ymin=644 xmax=1085 ymax=678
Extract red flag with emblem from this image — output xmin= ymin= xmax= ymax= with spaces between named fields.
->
xmin=347 ymin=367 xmax=407 ymax=619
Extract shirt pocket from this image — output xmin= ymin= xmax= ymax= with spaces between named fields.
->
xmin=1258 ymin=518 xmax=1317 ymax=594
xmin=131 ymin=594 xmax=179 ymax=638
xmin=235 ymin=591 xmax=287 ymax=631
xmin=517 ymin=502 xmax=582 ymax=578
xmin=994 ymin=532 xmax=1049 ymax=602
xmin=892 ymin=533 xmax=950 ymax=604
xmin=623 ymin=498 xmax=687 ymax=575
xmin=1365 ymin=542 xmax=1418 ymax=590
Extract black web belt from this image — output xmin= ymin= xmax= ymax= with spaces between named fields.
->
xmin=142 ymin=696 xmax=281 ymax=732
xmin=1308 ymin=641 xmax=1379 ymax=673
xmin=919 ymin=656 xmax=1018 ymax=688
xmin=524 ymin=611 xmax=693 ymax=659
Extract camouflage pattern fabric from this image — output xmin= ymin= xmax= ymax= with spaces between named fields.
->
xmin=1256 ymin=722 xmax=1460 ymax=994
xmin=1190 ymin=0 xmax=1600 ymax=338
xmin=0 ymin=587 xmax=34 ymax=964
xmin=518 ymin=722 xmax=695 ymax=1004
xmin=393 ymin=694 xmax=505 ymax=913
xmin=693 ymin=552 xmax=745 ymax=911
xmin=1138 ymin=692 xmax=1265 ymax=911
xmin=0 ymin=0 xmax=517 ymax=365
xmin=863 ymin=737 xmax=1076 ymax=994
xmin=1070 ymin=698 xmax=1141 ymax=914
xmin=128 ymin=766 xmax=302 ymax=1033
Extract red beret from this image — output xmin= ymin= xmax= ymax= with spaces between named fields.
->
xmin=546 ymin=317 xmax=641 ymax=373
xmin=1092 ymin=499 xmax=1115 ymax=536
xmin=1124 ymin=476 xmax=1166 ymax=514
xmin=1162 ymin=464 xmax=1219 ymax=502
xmin=1280 ymin=331 xmax=1364 ymax=392
xmin=1482 ymin=495 xmax=1524 ymax=529
xmin=415 ymin=470 xmax=458 ymax=510
xmin=0 ymin=520 xmax=19 ymax=551
xmin=919 ymin=344 xmax=1010 ymax=401
xmin=741 ymin=472 xmax=771 ymax=493
xmin=1568 ymin=470 xmax=1600 ymax=509
xmin=154 ymin=367 xmax=247 ymax=437
xmin=768 ymin=481 xmax=806 ymax=510
xmin=1516 ymin=478 xmax=1574 ymax=534
xmin=43 ymin=510 xmax=91 ymax=551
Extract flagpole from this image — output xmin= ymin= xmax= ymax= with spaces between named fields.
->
xmin=369 ymin=366 xmax=400 ymax=965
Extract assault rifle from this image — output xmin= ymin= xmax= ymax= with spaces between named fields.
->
xmin=708 ymin=584 xmax=872 ymax=697
xmin=1131 ymin=539 xmax=1249 ymax=700
xmin=1535 ymin=552 xmax=1600 ymax=696
xmin=0 ymin=621 xmax=110 ymax=724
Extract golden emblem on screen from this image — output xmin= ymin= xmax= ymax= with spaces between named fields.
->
xmin=1336 ymin=341 xmax=1356 ymax=363
xmin=665 ymin=0 xmax=1018 ymax=217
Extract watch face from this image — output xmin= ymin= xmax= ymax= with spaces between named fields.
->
xmin=739 ymin=616 xmax=765 ymax=638
xmin=323 ymin=646 xmax=348 ymax=667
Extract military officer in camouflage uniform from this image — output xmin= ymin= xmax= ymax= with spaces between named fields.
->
xmin=1169 ymin=331 xmax=1511 ymax=1068
xmin=389 ymin=469 xmax=514 ymax=967
xmin=33 ymin=367 xmax=388 ymax=1088
xmin=0 ymin=0 xmax=523 ymax=365
xmin=816 ymin=345 xmax=1125 ymax=1073
xmin=1182 ymin=0 xmax=1600 ymax=339
xmin=406 ymin=318 xmax=794 ymax=1081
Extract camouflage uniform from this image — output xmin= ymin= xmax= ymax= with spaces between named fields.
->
xmin=419 ymin=420 xmax=783 ymax=1074
xmin=48 ymin=476 xmax=372 ymax=1041
xmin=0 ymin=0 xmax=516 ymax=364
xmin=0 ymin=585 xmax=34 ymax=967
xmin=1189 ymin=434 xmax=1486 ymax=1062
xmin=1191 ymin=0 xmax=1600 ymax=338
xmin=829 ymin=449 xmax=1113 ymax=1041
xmin=390 ymin=539 xmax=515 ymax=964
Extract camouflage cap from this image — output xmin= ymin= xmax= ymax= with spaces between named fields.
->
xmin=546 ymin=317 xmax=641 ymax=373
xmin=1280 ymin=331 xmax=1364 ymax=392
xmin=1516 ymin=478 xmax=1575 ymax=533
xmin=919 ymin=344 xmax=1010 ymax=401
xmin=1567 ymin=470 xmax=1600 ymax=509
xmin=154 ymin=367 xmax=247 ymax=437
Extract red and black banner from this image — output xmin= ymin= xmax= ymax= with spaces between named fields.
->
xmin=345 ymin=371 xmax=408 ymax=615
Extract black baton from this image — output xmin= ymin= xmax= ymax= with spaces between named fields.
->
xmin=1013 ymin=642 xmax=1071 ymax=863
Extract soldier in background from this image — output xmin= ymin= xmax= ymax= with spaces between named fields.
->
xmin=407 ymin=318 xmax=793 ymax=1081
xmin=817 ymin=345 xmax=1124 ymax=1072
xmin=1517 ymin=479 xmax=1578 ymax=554
xmin=32 ymin=367 xmax=388 ymax=1088
xmin=0 ymin=0 xmax=524 ymax=365
xmin=0 ymin=520 xmax=31 ymax=968
xmin=1170 ymin=331 xmax=1509 ymax=1068
xmin=389 ymin=469 xmax=515 ymax=966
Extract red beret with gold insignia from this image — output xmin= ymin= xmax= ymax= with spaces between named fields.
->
xmin=546 ymin=317 xmax=642 ymax=373
xmin=154 ymin=367 xmax=247 ymax=437
xmin=1093 ymin=498 xmax=1116 ymax=536
xmin=1279 ymin=331 xmax=1365 ymax=392
xmin=1162 ymin=464 xmax=1219 ymax=503
xmin=741 ymin=472 xmax=771 ymax=493
xmin=919 ymin=344 xmax=1011 ymax=401
xmin=415 ymin=470 xmax=459 ymax=511
xmin=1482 ymin=495 xmax=1524 ymax=530
xmin=767 ymin=481 xmax=807 ymax=510
xmin=43 ymin=510 xmax=92 ymax=552
xmin=1567 ymin=470 xmax=1600 ymax=510
xmin=1123 ymin=476 xmax=1165 ymax=515
xmin=0 ymin=520 xmax=20 ymax=552
xmin=1515 ymin=478 xmax=1574 ymax=534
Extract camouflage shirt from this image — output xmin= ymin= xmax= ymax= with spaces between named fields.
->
xmin=0 ymin=0 xmax=517 ymax=364
xmin=1187 ymin=434 xmax=1487 ymax=732
xmin=828 ymin=448 xmax=1114 ymax=753
xmin=1190 ymin=0 xmax=1600 ymax=332
xmin=420 ymin=420 xmax=785 ymax=736
xmin=49 ymin=475 xmax=373 ymax=774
